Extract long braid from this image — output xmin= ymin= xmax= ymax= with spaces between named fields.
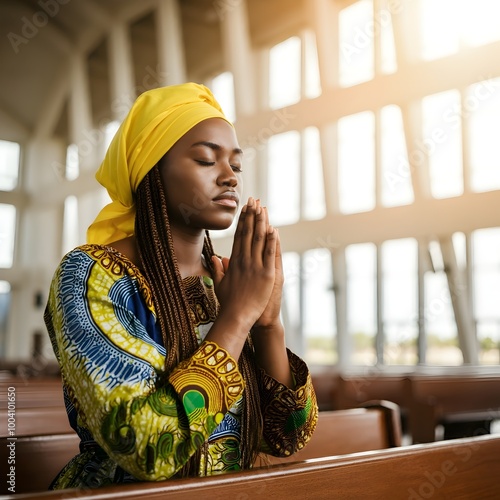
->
xmin=135 ymin=165 xmax=262 ymax=474
xmin=136 ymin=165 xmax=198 ymax=367
xmin=202 ymin=230 xmax=263 ymax=468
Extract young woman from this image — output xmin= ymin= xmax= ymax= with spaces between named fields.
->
xmin=45 ymin=82 xmax=318 ymax=489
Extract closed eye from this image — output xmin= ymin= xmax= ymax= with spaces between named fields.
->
xmin=195 ymin=160 xmax=215 ymax=166
xmin=231 ymin=165 xmax=243 ymax=173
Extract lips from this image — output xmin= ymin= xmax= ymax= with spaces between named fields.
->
xmin=212 ymin=191 xmax=239 ymax=208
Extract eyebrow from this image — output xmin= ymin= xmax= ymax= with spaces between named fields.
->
xmin=190 ymin=141 xmax=243 ymax=156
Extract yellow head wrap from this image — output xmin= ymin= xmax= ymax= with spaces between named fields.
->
xmin=87 ymin=82 xmax=232 ymax=245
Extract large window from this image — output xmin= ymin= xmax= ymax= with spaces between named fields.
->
xmin=424 ymin=241 xmax=462 ymax=365
xmin=339 ymin=0 xmax=374 ymax=87
xmin=211 ymin=72 xmax=236 ymax=122
xmin=338 ymin=111 xmax=375 ymax=214
xmin=0 ymin=280 xmax=11 ymax=358
xmin=467 ymin=78 xmax=500 ymax=192
xmin=346 ymin=243 xmax=377 ymax=365
xmin=269 ymin=32 xmax=321 ymax=110
xmin=267 ymin=131 xmax=300 ymax=225
xmin=382 ymin=238 xmax=418 ymax=365
xmin=0 ymin=140 xmax=20 ymax=191
xmin=302 ymin=127 xmax=326 ymax=220
xmin=269 ymin=37 xmax=301 ymax=109
xmin=267 ymin=127 xmax=326 ymax=225
xmin=63 ymin=196 xmax=79 ymax=255
xmin=302 ymin=248 xmax=336 ymax=364
xmin=419 ymin=0 xmax=500 ymax=61
xmin=473 ymin=228 xmax=500 ymax=365
xmin=380 ymin=105 xmax=414 ymax=207
xmin=65 ymin=144 xmax=79 ymax=181
xmin=0 ymin=204 xmax=16 ymax=268
xmin=422 ymin=90 xmax=464 ymax=199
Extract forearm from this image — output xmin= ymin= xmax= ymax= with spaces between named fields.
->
xmin=251 ymin=322 xmax=294 ymax=388
xmin=204 ymin=311 xmax=253 ymax=360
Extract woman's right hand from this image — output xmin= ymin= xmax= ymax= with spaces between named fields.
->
xmin=210 ymin=197 xmax=278 ymax=344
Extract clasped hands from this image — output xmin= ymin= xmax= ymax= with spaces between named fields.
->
xmin=212 ymin=197 xmax=284 ymax=334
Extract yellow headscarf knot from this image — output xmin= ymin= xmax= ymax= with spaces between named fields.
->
xmin=86 ymin=82 xmax=231 ymax=245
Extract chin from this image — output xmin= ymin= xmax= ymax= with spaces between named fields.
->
xmin=205 ymin=217 xmax=236 ymax=232
xmin=207 ymin=222 xmax=234 ymax=232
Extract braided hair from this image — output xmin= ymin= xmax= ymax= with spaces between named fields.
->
xmin=135 ymin=164 xmax=263 ymax=477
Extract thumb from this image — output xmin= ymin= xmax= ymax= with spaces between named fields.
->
xmin=211 ymin=255 xmax=225 ymax=289
xmin=221 ymin=256 xmax=230 ymax=273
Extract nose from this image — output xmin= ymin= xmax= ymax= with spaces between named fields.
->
xmin=218 ymin=161 xmax=238 ymax=187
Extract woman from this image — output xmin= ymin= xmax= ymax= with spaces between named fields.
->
xmin=45 ymin=82 xmax=317 ymax=489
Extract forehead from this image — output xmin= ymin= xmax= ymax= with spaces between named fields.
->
xmin=177 ymin=118 xmax=239 ymax=150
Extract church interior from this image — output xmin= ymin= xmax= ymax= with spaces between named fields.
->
xmin=1 ymin=0 xmax=500 ymax=496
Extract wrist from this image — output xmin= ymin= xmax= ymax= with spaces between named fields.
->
xmin=252 ymin=319 xmax=284 ymax=331
xmin=251 ymin=321 xmax=285 ymax=341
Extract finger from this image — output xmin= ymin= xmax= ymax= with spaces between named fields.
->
xmin=252 ymin=200 xmax=267 ymax=261
xmin=211 ymin=255 xmax=225 ymax=289
xmin=275 ymin=228 xmax=283 ymax=271
xmin=263 ymin=226 xmax=278 ymax=271
xmin=231 ymin=205 xmax=247 ymax=257
xmin=264 ymin=206 xmax=270 ymax=230
xmin=240 ymin=196 xmax=256 ymax=259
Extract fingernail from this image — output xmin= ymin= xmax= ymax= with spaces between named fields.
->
xmin=248 ymin=197 xmax=254 ymax=207
xmin=268 ymin=225 xmax=274 ymax=234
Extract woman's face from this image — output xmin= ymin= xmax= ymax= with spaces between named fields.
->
xmin=160 ymin=118 xmax=244 ymax=232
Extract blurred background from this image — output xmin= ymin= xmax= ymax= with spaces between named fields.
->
xmin=1 ymin=0 xmax=500 ymax=374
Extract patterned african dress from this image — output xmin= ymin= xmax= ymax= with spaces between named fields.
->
xmin=44 ymin=244 xmax=318 ymax=489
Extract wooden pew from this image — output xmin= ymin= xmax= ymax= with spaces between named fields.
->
xmin=0 ymin=376 xmax=71 ymax=438
xmin=408 ymin=375 xmax=500 ymax=443
xmin=0 ymin=407 xmax=72 ymax=437
xmin=333 ymin=374 xmax=409 ymax=411
xmin=311 ymin=370 xmax=339 ymax=411
xmin=255 ymin=400 xmax=401 ymax=466
xmin=6 ymin=435 xmax=500 ymax=499
xmin=0 ymin=433 xmax=80 ymax=494
xmin=0 ymin=402 xmax=401 ymax=494
xmin=0 ymin=376 xmax=65 ymax=409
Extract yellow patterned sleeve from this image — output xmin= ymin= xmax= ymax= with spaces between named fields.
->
xmin=46 ymin=247 xmax=246 ymax=482
xmin=258 ymin=350 xmax=318 ymax=457
xmin=169 ymin=341 xmax=245 ymax=422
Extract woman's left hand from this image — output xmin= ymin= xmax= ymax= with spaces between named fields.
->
xmin=252 ymin=204 xmax=284 ymax=329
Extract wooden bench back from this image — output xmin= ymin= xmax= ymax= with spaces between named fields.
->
xmin=0 ymin=433 xmax=80 ymax=494
xmin=0 ymin=402 xmax=401 ymax=494
xmin=410 ymin=375 xmax=500 ymax=414
xmin=0 ymin=377 xmax=65 ymax=409
xmin=255 ymin=401 xmax=401 ymax=467
xmin=311 ymin=370 xmax=339 ymax=411
xmin=0 ymin=407 xmax=72 ymax=438
xmin=334 ymin=375 xmax=409 ymax=410
xmin=7 ymin=435 xmax=500 ymax=499
xmin=408 ymin=375 xmax=500 ymax=442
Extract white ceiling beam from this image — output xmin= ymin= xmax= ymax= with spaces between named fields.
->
xmin=213 ymin=190 xmax=500 ymax=256
xmin=33 ymin=62 xmax=71 ymax=139
xmin=8 ymin=2 xmax=74 ymax=55
xmin=0 ymin=102 xmax=30 ymax=138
